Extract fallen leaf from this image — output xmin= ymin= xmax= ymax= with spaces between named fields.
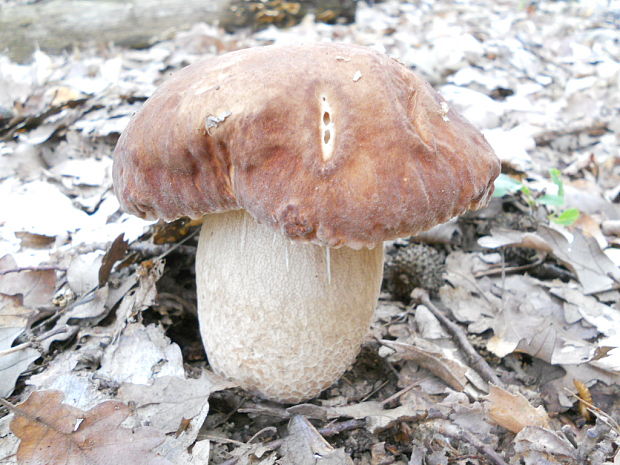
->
xmin=117 ymin=372 xmax=234 ymax=433
xmin=14 ymin=231 xmax=55 ymax=249
xmin=98 ymin=323 xmax=184 ymax=385
xmin=98 ymin=258 xmax=163 ymax=347
xmin=0 ymin=293 xmax=34 ymax=349
xmin=438 ymin=252 xmax=499 ymax=333
xmin=0 ymin=413 xmax=19 ymax=465
xmin=189 ymin=440 xmax=211 ymax=463
xmin=66 ymin=252 xmax=104 ymax=295
xmin=51 ymin=157 xmax=111 ymax=189
xmin=330 ymin=401 xmax=423 ymax=435
xmin=224 ymin=443 xmax=277 ymax=465
xmin=0 ymin=255 xmax=56 ymax=308
xmin=66 ymin=286 xmax=109 ymax=323
xmin=98 ymin=233 xmax=129 ymax=287
xmin=485 ymin=275 xmax=596 ymax=364
xmin=478 ymin=226 xmax=620 ymax=294
xmin=0 ymin=293 xmax=40 ymax=396
xmin=449 ymin=397 xmax=494 ymax=437
xmin=280 ymin=415 xmax=353 ymax=465
xmin=27 ymin=349 xmax=110 ymax=411
xmin=10 ymin=390 xmax=173 ymax=465
xmin=370 ymin=442 xmax=390 ymax=465
xmin=0 ymin=348 xmax=40 ymax=397
xmin=602 ymin=220 xmax=620 ymax=236
xmin=485 ymin=385 xmax=550 ymax=433
xmin=381 ymin=339 xmax=468 ymax=392
xmin=548 ymin=286 xmax=620 ymax=340
xmin=513 ymin=426 xmax=578 ymax=461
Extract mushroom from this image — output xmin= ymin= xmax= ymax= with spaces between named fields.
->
xmin=113 ymin=43 xmax=500 ymax=403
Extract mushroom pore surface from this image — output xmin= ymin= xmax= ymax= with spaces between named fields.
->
xmin=196 ymin=210 xmax=384 ymax=403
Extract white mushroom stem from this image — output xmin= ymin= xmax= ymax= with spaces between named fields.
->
xmin=195 ymin=210 xmax=384 ymax=403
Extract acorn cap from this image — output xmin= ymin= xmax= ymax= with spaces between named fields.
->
xmin=113 ymin=43 xmax=500 ymax=248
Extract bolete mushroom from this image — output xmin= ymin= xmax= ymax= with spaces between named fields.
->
xmin=113 ymin=43 xmax=500 ymax=403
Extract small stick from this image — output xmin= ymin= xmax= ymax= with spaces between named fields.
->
xmin=473 ymin=257 xmax=544 ymax=278
xmin=410 ymin=288 xmax=504 ymax=388
xmin=216 ymin=419 xmax=366 ymax=465
xmin=155 ymin=228 xmax=200 ymax=260
xmin=318 ymin=419 xmax=366 ymax=437
xmin=247 ymin=426 xmax=277 ymax=444
xmin=0 ymin=341 xmax=32 ymax=358
xmin=0 ymin=265 xmax=65 ymax=276
xmin=380 ymin=381 xmax=421 ymax=407
xmin=360 ymin=380 xmax=390 ymax=402
xmin=564 ymin=387 xmax=620 ymax=433
xmin=431 ymin=419 xmax=509 ymax=465
xmin=0 ymin=326 xmax=69 ymax=358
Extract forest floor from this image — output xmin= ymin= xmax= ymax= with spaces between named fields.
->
xmin=0 ymin=1 xmax=619 ymax=464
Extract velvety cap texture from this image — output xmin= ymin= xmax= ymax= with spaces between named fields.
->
xmin=113 ymin=43 xmax=500 ymax=248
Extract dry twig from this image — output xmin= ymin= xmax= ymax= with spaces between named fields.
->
xmin=410 ymin=288 xmax=504 ymax=388
xmin=0 ymin=265 xmax=65 ymax=276
xmin=430 ymin=419 xmax=509 ymax=465
xmin=216 ymin=419 xmax=366 ymax=465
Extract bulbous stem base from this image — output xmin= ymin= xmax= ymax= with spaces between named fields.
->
xmin=195 ymin=210 xmax=384 ymax=403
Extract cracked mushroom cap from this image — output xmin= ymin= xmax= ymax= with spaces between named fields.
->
xmin=113 ymin=43 xmax=500 ymax=247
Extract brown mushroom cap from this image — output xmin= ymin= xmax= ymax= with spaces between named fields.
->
xmin=113 ymin=43 xmax=500 ymax=248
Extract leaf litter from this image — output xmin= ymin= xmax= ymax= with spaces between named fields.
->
xmin=0 ymin=0 xmax=619 ymax=464
xmin=7 ymin=390 xmax=173 ymax=465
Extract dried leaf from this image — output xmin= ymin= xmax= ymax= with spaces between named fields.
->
xmin=0 ymin=255 xmax=56 ymax=308
xmin=98 ymin=233 xmax=129 ymax=287
xmin=280 ymin=415 xmax=353 ymax=465
xmin=548 ymin=286 xmax=620 ymax=339
xmin=0 ymin=293 xmax=34 ymax=349
xmin=189 ymin=440 xmax=211 ymax=463
xmin=14 ymin=232 xmax=55 ymax=249
xmin=381 ymin=340 xmax=468 ymax=391
xmin=0 ymin=347 xmax=40 ymax=397
xmin=98 ymin=324 xmax=184 ymax=385
xmin=485 ymin=385 xmax=550 ymax=433
xmin=66 ymin=252 xmax=104 ymax=295
xmin=117 ymin=372 xmax=234 ymax=433
xmin=514 ymin=426 xmax=578 ymax=460
xmin=10 ymin=390 xmax=173 ymax=465
xmin=478 ymin=226 xmax=620 ymax=294
xmin=66 ymin=286 xmax=109 ymax=324
xmin=439 ymin=252 xmax=499 ymax=333
xmin=0 ymin=293 xmax=40 ymax=396
xmin=329 ymin=401 xmax=423 ymax=435
xmin=484 ymin=275 xmax=597 ymax=365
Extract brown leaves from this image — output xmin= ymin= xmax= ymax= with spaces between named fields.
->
xmin=0 ymin=255 xmax=56 ymax=309
xmin=98 ymin=233 xmax=128 ymax=287
xmin=0 ymin=278 xmax=42 ymax=397
xmin=280 ymin=416 xmax=353 ymax=465
xmin=10 ymin=390 xmax=173 ymax=465
xmin=380 ymin=339 xmax=468 ymax=392
xmin=478 ymin=226 xmax=620 ymax=294
xmin=485 ymin=385 xmax=550 ymax=433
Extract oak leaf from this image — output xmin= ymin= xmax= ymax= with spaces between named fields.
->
xmin=10 ymin=390 xmax=172 ymax=465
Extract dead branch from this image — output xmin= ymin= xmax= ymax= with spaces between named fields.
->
xmin=430 ymin=419 xmax=509 ymax=465
xmin=0 ymin=265 xmax=65 ymax=276
xmin=410 ymin=288 xmax=504 ymax=388
xmin=534 ymin=122 xmax=609 ymax=147
xmin=217 ymin=419 xmax=366 ymax=465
